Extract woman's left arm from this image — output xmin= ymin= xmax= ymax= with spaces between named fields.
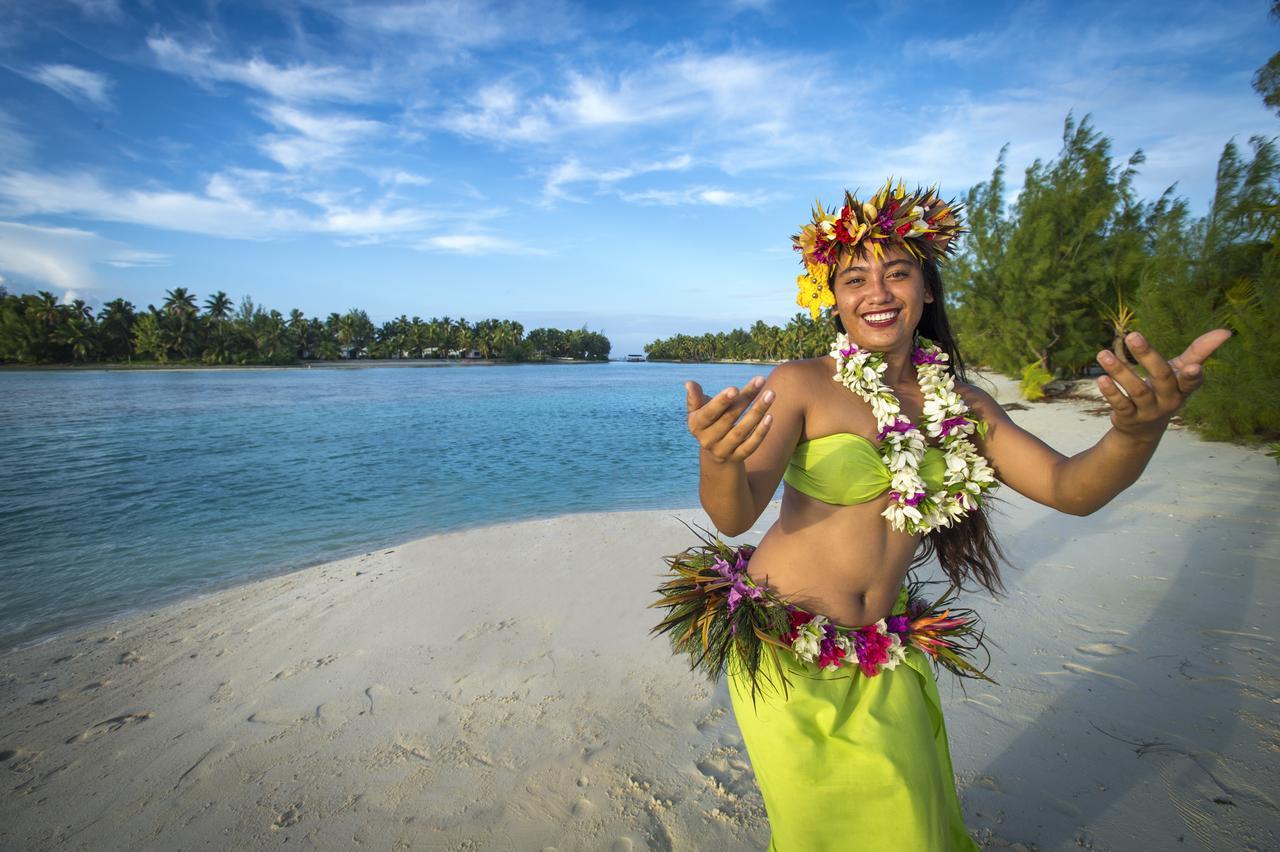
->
xmin=959 ymin=329 xmax=1232 ymax=516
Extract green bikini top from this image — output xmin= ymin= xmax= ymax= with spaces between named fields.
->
xmin=783 ymin=433 xmax=947 ymax=506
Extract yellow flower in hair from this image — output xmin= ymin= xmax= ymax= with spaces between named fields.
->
xmin=795 ymin=263 xmax=833 ymax=320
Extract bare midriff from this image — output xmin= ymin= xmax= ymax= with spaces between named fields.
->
xmin=745 ymin=482 xmax=921 ymax=628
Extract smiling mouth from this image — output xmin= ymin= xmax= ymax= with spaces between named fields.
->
xmin=861 ymin=309 xmax=901 ymax=328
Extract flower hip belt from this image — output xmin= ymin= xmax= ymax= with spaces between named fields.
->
xmin=651 ymin=526 xmax=995 ymax=704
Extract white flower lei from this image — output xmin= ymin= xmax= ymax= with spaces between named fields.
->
xmin=830 ymin=332 xmax=998 ymax=534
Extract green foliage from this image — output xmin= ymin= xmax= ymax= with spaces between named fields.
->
xmin=1019 ymin=361 xmax=1054 ymax=401
xmin=1135 ymin=136 xmax=1280 ymax=442
xmin=946 ymin=109 xmax=1277 ymax=442
xmin=645 ymin=312 xmax=834 ymax=361
xmin=1253 ymin=1 xmax=1280 ymax=116
xmin=0 ymin=291 xmax=610 ymax=366
xmin=952 ymin=114 xmax=1147 ymax=376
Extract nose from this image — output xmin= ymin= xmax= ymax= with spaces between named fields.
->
xmin=865 ymin=273 xmax=892 ymax=304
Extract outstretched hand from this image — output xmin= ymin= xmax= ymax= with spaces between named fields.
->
xmin=1096 ymin=329 xmax=1231 ymax=440
xmin=685 ymin=376 xmax=775 ymax=463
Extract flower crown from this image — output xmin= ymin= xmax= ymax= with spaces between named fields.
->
xmin=792 ymin=178 xmax=965 ymax=319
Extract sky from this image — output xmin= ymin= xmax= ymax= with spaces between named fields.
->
xmin=0 ymin=0 xmax=1275 ymax=357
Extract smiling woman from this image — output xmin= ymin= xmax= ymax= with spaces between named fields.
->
xmin=657 ymin=178 xmax=1231 ymax=850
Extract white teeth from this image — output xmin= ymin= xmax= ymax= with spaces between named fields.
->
xmin=863 ymin=310 xmax=899 ymax=323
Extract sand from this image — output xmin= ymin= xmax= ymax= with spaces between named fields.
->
xmin=1 ymin=376 xmax=1277 ymax=851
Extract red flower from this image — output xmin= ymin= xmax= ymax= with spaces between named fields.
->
xmin=781 ymin=609 xmax=814 ymax=644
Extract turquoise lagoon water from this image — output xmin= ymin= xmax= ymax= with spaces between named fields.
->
xmin=0 ymin=362 xmax=769 ymax=649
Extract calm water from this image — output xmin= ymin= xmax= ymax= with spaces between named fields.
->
xmin=0 ymin=362 xmax=770 ymax=649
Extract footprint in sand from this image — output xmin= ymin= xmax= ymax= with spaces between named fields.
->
xmin=1070 ymin=622 xmax=1129 ymax=637
xmin=271 ymin=803 xmax=304 ymax=829
xmin=695 ymin=707 xmax=726 ymax=734
xmin=273 ymin=654 xmax=338 ymax=680
xmin=364 ymin=683 xmax=390 ymax=716
xmin=1075 ymin=642 xmax=1134 ymax=657
xmin=81 ymin=679 xmax=110 ymax=692
xmin=696 ymin=746 xmax=756 ymax=799
xmin=30 ymin=691 xmax=70 ymax=707
xmin=457 ymin=618 xmax=519 ymax=642
xmin=117 ymin=650 xmax=144 ymax=666
xmin=1060 ymin=662 xmax=1136 ymax=688
xmin=1 ymin=747 xmax=42 ymax=772
xmin=67 ymin=711 xmax=152 ymax=744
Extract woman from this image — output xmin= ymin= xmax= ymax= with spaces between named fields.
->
xmin=659 ymin=180 xmax=1229 ymax=850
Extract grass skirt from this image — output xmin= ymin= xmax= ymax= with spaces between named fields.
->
xmin=726 ymin=589 xmax=979 ymax=851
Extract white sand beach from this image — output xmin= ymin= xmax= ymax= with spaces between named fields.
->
xmin=2 ymin=380 xmax=1277 ymax=851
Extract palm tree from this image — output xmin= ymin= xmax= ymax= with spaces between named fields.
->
xmin=97 ymin=298 xmax=136 ymax=360
xmin=163 ymin=288 xmax=198 ymax=318
xmin=204 ymin=291 xmax=233 ymax=320
xmin=29 ymin=291 xmax=62 ymax=327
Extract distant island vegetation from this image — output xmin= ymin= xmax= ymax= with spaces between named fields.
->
xmin=0 ymin=293 xmax=611 ymax=365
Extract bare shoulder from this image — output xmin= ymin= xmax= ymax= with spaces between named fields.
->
xmin=766 ymin=356 xmax=832 ymax=390
xmin=954 ymin=380 xmax=1010 ymax=424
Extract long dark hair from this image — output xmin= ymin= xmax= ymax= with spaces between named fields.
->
xmin=831 ymin=257 xmax=1006 ymax=597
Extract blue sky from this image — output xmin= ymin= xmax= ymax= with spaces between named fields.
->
xmin=0 ymin=0 xmax=1275 ymax=356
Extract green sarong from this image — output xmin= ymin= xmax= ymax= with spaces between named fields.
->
xmin=726 ymin=588 xmax=979 ymax=851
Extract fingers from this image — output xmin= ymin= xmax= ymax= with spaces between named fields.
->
xmin=686 ymin=376 xmax=775 ymax=460
xmin=1096 ymin=373 xmax=1135 ymax=417
xmin=1096 ymin=348 xmax=1154 ymax=411
xmin=731 ymin=410 xmax=774 ymax=460
xmin=717 ymin=388 xmax=775 ymax=460
xmin=1176 ymin=328 xmax=1232 ymax=368
xmin=1124 ymin=333 xmax=1179 ymax=400
xmin=684 ymin=381 xmax=708 ymax=415
xmin=695 ymin=377 xmax=767 ymax=447
xmin=1174 ymin=362 xmax=1203 ymax=395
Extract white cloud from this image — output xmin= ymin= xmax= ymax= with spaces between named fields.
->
xmin=387 ymin=170 xmax=431 ymax=186
xmin=439 ymin=49 xmax=824 ymax=152
xmin=619 ymin=186 xmax=776 ymax=207
xmin=0 ymin=170 xmax=434 ymax=240
xmin=257 ymin=103 xmax=383 ymax=170
xmin=0 ymin=221 xmax=168 ymax=292
xmin=542 ymin=153 xmax=692 ymax=202
xmin=440 ymin=82 xmax=554 ymax=143
xmin=67 ymin=0 xmax=122 ymax=20
xmin=416 ymin=233 xmax=546 ymax=255
xmin=436 ymin=48 xmax=853 ymax=181
xmin=25 ymin=64 xmax=112 ymax=108
xmin=331 ymin=0 xmax=579 ymax=48
xmin=0 ymin=109 xmax=32 ymax=164
xmin=148 ymin=34 xmax=372 ymax=102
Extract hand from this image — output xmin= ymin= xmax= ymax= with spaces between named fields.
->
xmin=1096 ymin=329 xmax=1231 ymax=440
xmin=685 ymin=376 xmax=775 ymax=463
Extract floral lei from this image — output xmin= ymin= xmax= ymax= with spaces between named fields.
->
xmin=832 ymin=333 xmax=998 ymax=535
xmin=651 ymin=527 xmax=994 ymax=705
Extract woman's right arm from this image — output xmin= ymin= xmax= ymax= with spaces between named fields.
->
xmin=685 ymin=363 xmax=806 ymax=536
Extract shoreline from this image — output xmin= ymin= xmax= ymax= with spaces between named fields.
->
xmin=0 ymin=358 xmax=613 ymax=372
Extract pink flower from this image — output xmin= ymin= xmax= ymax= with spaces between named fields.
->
xmin=853 ymin=624 xmax=893 ymax=677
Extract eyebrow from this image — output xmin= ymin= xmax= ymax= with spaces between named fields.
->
xmin=839 ymin=259 xmax=913 ymax=275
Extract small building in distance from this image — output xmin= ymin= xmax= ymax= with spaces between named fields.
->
xmin=624 ymin=354 xmax=645 ymax=362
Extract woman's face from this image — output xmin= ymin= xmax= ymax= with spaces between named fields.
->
xmin=830 ymin=246 xmax=932 ymax=354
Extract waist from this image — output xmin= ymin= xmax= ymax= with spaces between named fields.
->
xmin=747 ymin=517 xmax=918 ymax=625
